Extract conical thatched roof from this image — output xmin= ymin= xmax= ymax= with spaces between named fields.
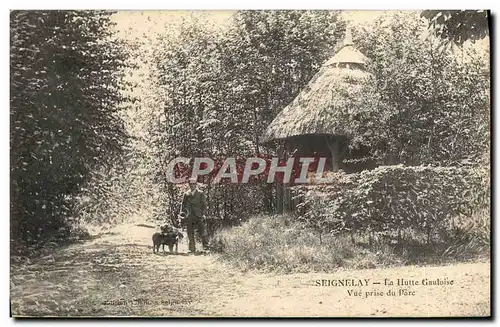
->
xmin=262 ymin=27 xmax=377 ymax=143
xmin=324 ymin=45 xmax=368 ymax=66
xmin=325 ymin=26 xmax=367 ymax=66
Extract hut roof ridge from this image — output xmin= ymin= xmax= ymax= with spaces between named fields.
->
xmin=262 ymin=24 xmax=378 ymax=144
xmin=326 ymin=26 xmax=368 ymax=66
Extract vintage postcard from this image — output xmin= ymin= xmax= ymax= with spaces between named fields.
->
xmin=10 ymin=10 xmax=490 ymax=317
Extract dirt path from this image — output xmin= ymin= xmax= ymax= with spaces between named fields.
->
xmin=10 ymin=223 xmax=491 ymax=317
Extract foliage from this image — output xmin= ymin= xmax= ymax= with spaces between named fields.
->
xmin=137 ymin=10 xmax=489 ymax=238
xmin=211 ymin=212 xmax=488 ymax=273
xmin=421 ymin=10 xmax=489 ymax=46
xmin=211 ymin=214 xmax=402 ymax=272
xmin=148 ymin=11 xmax=345 ymax=222
xmin=10 ymin=10 xmax=131 ymax=248
xmin=74 ymin=149 xmax=153 ymax=226
xmin=349 ymin=12 xmax=489 ymax=166
xmin=10 ymin=10 xmax=490 ymax=262
xmin=296 ymin=164 xmax=488 ymax=243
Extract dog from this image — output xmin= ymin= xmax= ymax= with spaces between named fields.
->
xmin=152 ymin=224 xmax=184 ymax=254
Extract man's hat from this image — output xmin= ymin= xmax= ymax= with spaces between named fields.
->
xmin=188 ymin=177 xmax=197 ymax=184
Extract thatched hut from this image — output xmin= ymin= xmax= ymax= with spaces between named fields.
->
xmin=262 ymin=27 xmax=379 ymax=172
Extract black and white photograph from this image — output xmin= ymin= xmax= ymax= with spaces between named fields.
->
xmin=9 ymin=9 xmax=491 ymax=317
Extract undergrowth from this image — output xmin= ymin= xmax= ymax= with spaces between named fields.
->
xmin=211 ymin=212 xmax=490 ymax=273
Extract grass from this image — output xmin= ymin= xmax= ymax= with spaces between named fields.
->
xmin=10 ymin=220 xmax=491 ymax=317
xmin=211 ymin=212 xmax=490 ymax=273
xmin=211 ymin=215 xmax=401 ymax=273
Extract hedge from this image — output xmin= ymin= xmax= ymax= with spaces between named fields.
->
xmin=294 ymin=164 xmax=488 ymax=242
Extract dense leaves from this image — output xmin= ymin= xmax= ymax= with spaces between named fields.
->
xmin=143 ymin=11 xmax=489 ymax=231
xmin=296 ymin=164 xmax=488 ymax=243
xmin=10 ymin=10 xmax=131 ymax=248
xmin=421 ymin=10 xmax=489 ymax=45
xmin=351 ymin=12 xmax=489 ymax=166
xmin=10 ymin=10 xmax=490 ymax=252
xmin=148 ymin=11 xmax=344 ymax=222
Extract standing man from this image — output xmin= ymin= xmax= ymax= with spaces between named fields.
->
xmin=180 ymin=177 xmax=209 ymax=253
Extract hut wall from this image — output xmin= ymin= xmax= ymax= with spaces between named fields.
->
xmin=275 ymin=136 xmax=379 ymax=214
xmin=286 ymin=134 xmax=347 ymax=172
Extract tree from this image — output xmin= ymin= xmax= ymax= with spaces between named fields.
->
xmin=421 ymin=10 xmax=490 ymax=45
xmin=148 ymin=10 xmax=345 ymax=221
xmin=10 ymin=10 xmax=131 ymax=248
xmin=350 ymin=11 xmax=489 ymax=166
xmin=147 ymin=10 xmax=489 ymax=227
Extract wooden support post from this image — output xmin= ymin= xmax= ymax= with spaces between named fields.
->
xmin=326 ymin=136 xmax=341 ymax=172
xmin=283 ymin=187 xmax=290 ymax=213
xmin=276 ymin=183 xmax=284 ymax=214
xmin=275 ymin=142 xmax=286 ymax=214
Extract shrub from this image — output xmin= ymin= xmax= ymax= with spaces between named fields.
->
xmin=212 ymin=212 xmax=488 ymax=273
xmin=295 ymin=164 xmax=487 ymax=244
xmin=211 ymin=214 xmax=404 ymax=273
